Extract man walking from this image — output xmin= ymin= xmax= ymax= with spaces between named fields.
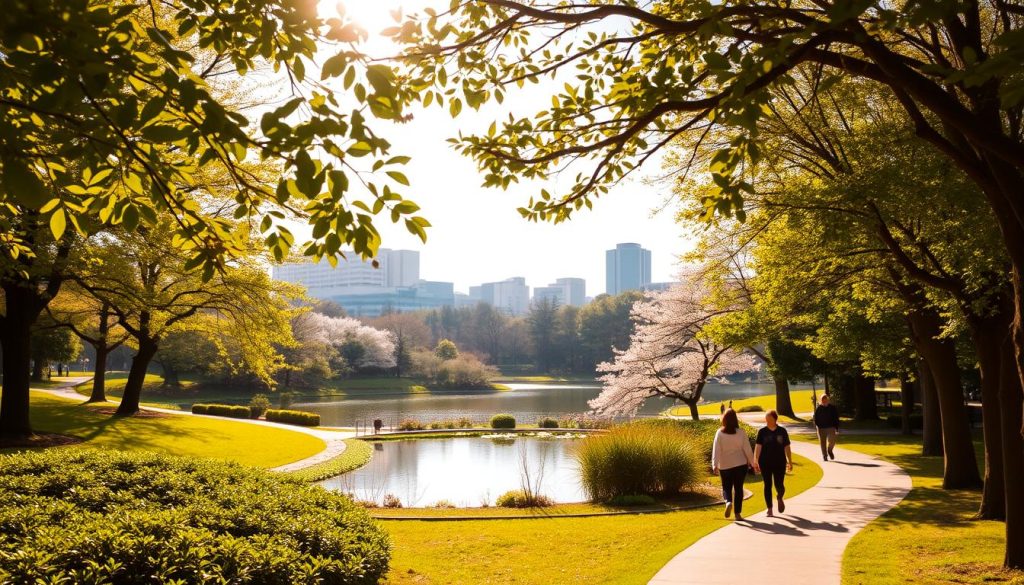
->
xmin=814 ymin=394 xmax=840 ymax=461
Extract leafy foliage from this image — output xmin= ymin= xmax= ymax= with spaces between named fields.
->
xmin=489 ymin=413 xmax=516 ymax=429
xmin=191 ymin=403 xmax=251 ymax=419
xmin=265 ymin=409 xmax=321 ymax=427
xmin=0 ymin=450 xmax=389 ymax=583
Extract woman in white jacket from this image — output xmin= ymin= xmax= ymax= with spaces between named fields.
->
xmin=711 ymin=408 xmax=758 ymax=520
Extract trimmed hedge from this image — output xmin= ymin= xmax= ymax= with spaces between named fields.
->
xmin=0 ymin=450 xmax=390 ymax=584
xmin=191 ymin=403 xmax=251 ymax=419
xmin=490 ymin=413 xmax=516 ymax=429
xmin=266 ymin=409 xmax=321 ymax=427
xmin=537 ymin=417 xmax=559 ymax=429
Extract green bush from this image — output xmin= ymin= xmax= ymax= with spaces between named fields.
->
xmin=397 ymin=419 xmax=425 ymax=431
xmin=630 ymin=418 xmax=756 ymax=461
xmin=0 ymin=450 xmax=389 ymax=584
xmin=191 ymin=403 xmax=251 ymax=419
xmin=737 ymin=404 xmax=764 ymax=413
xmin=426 ymin=418 xmax=474 ymax=430
xmin=265 ymin=409 xmax=320 ymax=427
xmin=490 ymin=413 xmax=516 ymax=429
xmin=248 ymin=394 xmax=272 ymax=419
xmin=495 ymin=489 xmax=554 ymax=508
xmin=574 ymin=424 xmax=703 ymax=502
xmin=557 ymin=414 xmax=615 ymax=429
xmin=537 ymin=417 xmax=559 ymax=429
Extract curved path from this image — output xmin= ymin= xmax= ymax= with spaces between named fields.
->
xmin=649 ymin=440 xmax=911 ymax=585
xmin=36 ymin=377 xmax=352 ymax=472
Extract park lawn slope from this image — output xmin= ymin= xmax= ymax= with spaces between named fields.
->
xmin=668 ymin=389 xmax=817 ymax=418
xmin=8 ymin=391 xmax=325 ymax=469
xmin=381 ymin=452 xmax=822 ymax=584
xmin=838 ymin=435 xmax=1023 ymax=585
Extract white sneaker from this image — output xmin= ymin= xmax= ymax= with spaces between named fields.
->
xmin=725 ymin=502 xmax=733 ymax=518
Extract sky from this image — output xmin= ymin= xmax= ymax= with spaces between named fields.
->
xmin=301 ymin=0 xmax=696 ymax=295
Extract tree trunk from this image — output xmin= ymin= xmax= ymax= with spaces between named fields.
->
xmin=31 ymin=358 xmax=44 ymax=382
xmin=88 ymin=345 xmax=109 ymax=403
xmin=116 ymin=339 xmax=158 ymax=416
xmin=160 ymin=363 xmax=180 ymax=387
xmin=0 ymin=295 xmax=36 ymax=438
xmin=854 ymin=373 xmax=878 ymax=421
xmin=832 ymin=370 xmax=856 ymax=417
xmin=907 ymin=307 xmax=983 ymax=488
xmin=899 ymin=375 xmax=915 ymax=436
xmin=970 ymin=311 xmax=1008 ymax=520
xmin=999 ymin=327 xmax=1024 ymax=569
xmin=684 ymin=399 xmax=699 ymax=421
xmin=920 ymin=359 xmax=944 ymax=457
xmin=774 ymin=376 xmax=796 ymax=419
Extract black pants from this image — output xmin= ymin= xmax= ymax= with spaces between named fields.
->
xmin=720 ymin=465 xmax=748 ymax=515
xmin=761 ymin=465 xmax=786 ymax=508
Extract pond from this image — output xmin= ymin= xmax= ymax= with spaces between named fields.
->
xmin=320 ymin=435 xmax=586 ymax=507
xmin=297 ymin=381 xmax=811 ymax=428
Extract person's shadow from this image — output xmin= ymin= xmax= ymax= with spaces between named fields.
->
xmin=831 ymin=461 xmax=881 ymax=468
xmin=778 ymin=515 xmax=848 ymax=533
xmin=736 ymin=519 xmax=807 ymax=536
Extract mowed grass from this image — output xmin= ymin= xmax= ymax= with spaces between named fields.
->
xmin=380 ymin=452 xmax=823 ymax=584
xmin=668 ymin=389 xmax=818 ymax=418
xmin=5 ymin=391 xmax=326 ymax=469
xmin=837 ymin=435 xmax=1023 ymax=585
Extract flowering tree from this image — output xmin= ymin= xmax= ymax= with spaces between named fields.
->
xmin=592 ymin=278 xmax=758 ymax=420
xmin=305 ymin=313 xmax=396 ymax=372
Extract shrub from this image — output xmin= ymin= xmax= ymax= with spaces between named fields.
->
xmin=738 ymin=404 xmax=764 ymax=413
xmin=431 ymin=500 xmax=456 ymax=509
xmin=0 ymin=450 xmax=389 ymax=584
xmin=495 ymin=489 xmax=554 ymax=508
xmin=607 ymin=494 xmax=657 ymax=506
xmin=574 ymin=424 xmax=703 ymax=502
xmin=248 ymin=394 xmax=271 ymax=419
xmin=397 ymin=419 xmax=425 ymax=431
xmin=538 ymin=417 xmax=559 ymax=429
xmin=629 ymin=418 xmax=756 ymax=461
xmin=265 ymin=409 xmax=320 ymax=427
xmin=490 ymin=413 xmax=516 ymax=429
xmin=382 ymin=494 xmax=403 ymax=508
xmin=191 ymin=403 xmax=250 ymax=419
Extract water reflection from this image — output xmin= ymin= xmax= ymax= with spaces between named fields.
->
xmin=298 ymin=381 xmax=810 ymax=427
xmin=320 ymin=436 xmax=586 ymax=507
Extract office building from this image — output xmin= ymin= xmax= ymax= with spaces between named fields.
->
xmin=477 ymin=277 xmax=530 ymax=315
xmin=605 ymin=243 xmax=652 ymax=294
xmin=533 ymin=277 xmax=586 ymax=307
xmin=271 ymin=250 xmax=454 ymax=317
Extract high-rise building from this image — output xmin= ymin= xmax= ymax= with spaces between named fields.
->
xmin=605 ymin=243 xmax=652 ymax=294
xmin=477 ymin=277 xmax=530 ymax=315
xmin=533 ymin=277 xmax=586 ymax=307
xmin=271 ymin=250 xmax=454 ymax=317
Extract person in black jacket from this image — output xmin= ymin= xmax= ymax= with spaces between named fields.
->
xmin=813 ymin=394 xmax=840 ymax=461
xmin=754 ymin=410 xmax=792 ymax=517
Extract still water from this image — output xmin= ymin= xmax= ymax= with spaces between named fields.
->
xmin=320 ymin=435 xmax=586 ymax=507
xmin=297 ymin=381 xmax=807 ymax=428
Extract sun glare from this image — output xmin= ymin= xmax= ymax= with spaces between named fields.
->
xmin=333 ymin=0 xmax=406 ymax=37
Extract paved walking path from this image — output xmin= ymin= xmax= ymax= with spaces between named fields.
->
xmin=649 ymin=440 xmax=911 ymax=585
xmin=36 ymin=377 xmax=352 ymax=472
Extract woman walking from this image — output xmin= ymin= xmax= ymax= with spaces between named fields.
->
xmin=712 ymin=408 xmax=756 ymax=521
xmin=754 ymin=410 xmax=793 ymax=517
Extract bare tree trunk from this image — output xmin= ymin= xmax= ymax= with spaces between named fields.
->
xmin=970 ymin=311 xmax=1008 ymax=520
xmin=899 ymin=375 xmax=915 ymax=436
xmin=88 ymin=345 xmax=109 ymax=403
xmin=774 ymin=377 xmax=796 ymax=419
xmin=999 ymin=300 xmax=1024 ymax=569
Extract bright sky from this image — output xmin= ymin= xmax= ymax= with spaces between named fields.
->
xmin=310 ymin=1 xmax=694 ymax=295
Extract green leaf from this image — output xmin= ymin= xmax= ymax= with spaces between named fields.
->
xmin=3 ymin=159 xmax=49 ymax=209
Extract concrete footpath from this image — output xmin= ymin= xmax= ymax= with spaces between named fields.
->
xmin=649 ymin=440 xmax=911 ymax=585
xmin=37 ymin=377 xmax=352 ymax=472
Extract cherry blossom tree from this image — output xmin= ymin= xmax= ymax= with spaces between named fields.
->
xmin=592 ymin=277 xmax=758 ymax=420
xmin=305 ymin=313 xmax=396 ymax=372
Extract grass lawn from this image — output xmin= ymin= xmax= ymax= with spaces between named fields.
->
xmin=3 ymin=391 xmax=326 ymax=469
xmin=835 ymin=435 xmax=1023 ymax=585
xmin=380 ymin=452 xmax=822 ymax=584
xmin=668 ymin=389 xmax=818 ymax=419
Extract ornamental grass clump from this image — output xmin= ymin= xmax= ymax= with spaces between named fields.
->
xmin=0 ymin=449 xmax=389 ymax=584
xmin=574 ymin=424 xmax=702 ymax=502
